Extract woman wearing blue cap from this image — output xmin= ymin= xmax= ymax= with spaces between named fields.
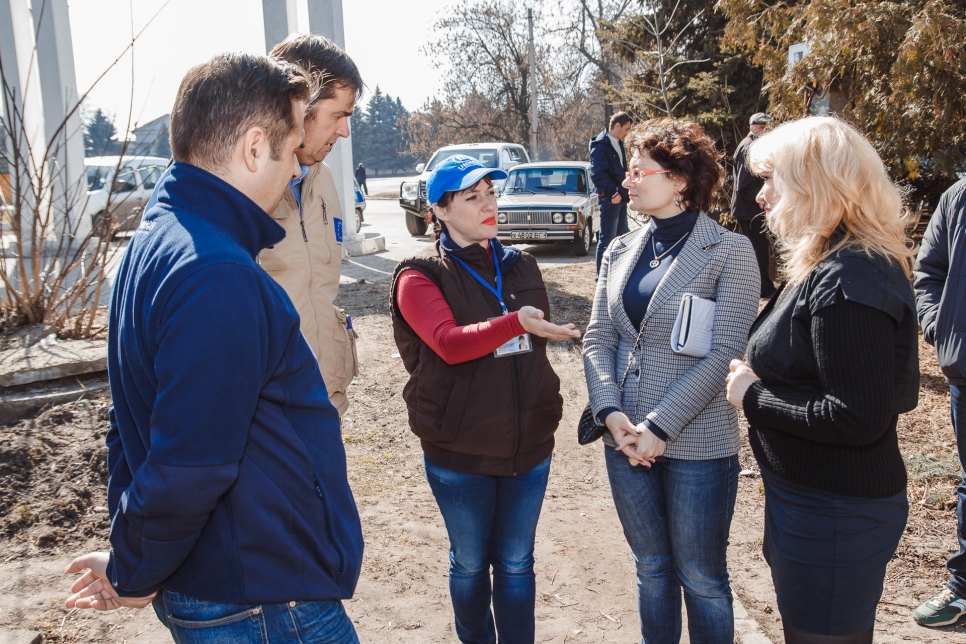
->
xmin=390 ymin=155 xmax=581 ymax=643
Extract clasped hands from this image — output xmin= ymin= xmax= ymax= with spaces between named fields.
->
xmin=605 ymin=411 xmax=665 ymax=467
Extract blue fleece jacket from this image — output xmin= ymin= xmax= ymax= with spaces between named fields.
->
xmin=105 ymin=162 xmax=363 ymax=603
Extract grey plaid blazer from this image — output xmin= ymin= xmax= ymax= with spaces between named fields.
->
xmin=583 ymin=214 xmax=760 ymax=459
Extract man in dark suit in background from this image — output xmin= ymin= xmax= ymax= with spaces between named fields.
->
xmin=732 ymin=112 xmax=776 ymax=297
xmin=355 ymin=162 xmax=367 ymax=195
xmin=590 ymin=112 xmax=633 ymax=275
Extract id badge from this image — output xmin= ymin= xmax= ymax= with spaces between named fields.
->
xmin=492 ymin=328 xmax=533 ymax=358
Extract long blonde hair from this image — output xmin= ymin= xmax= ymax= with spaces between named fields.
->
xmin=747 ymin=117 xmax=915 ymax=285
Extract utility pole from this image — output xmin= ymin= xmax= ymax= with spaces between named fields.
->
xmin=528 ymin=8 xmax=538 ymax=161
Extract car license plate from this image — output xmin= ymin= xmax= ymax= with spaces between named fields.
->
xmin=510 ymin=231 xmax=547 ymax=240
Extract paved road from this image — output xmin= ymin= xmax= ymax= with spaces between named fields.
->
xmin=340 ymin=197 xmax=594 ymax=284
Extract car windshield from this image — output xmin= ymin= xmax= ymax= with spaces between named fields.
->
xmin=427 ymin=148 xmax=500 ymax=171
xmin=504 ymin=168 xmax=586 ymax=194
xmin=85 ymin=166 xmax=112 ymax=191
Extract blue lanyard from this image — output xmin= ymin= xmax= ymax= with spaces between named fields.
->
xmin=449 ymin=241 xmax=507 ymax=315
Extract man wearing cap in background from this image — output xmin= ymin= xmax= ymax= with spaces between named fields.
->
xmin=732 ymin=112 xmax=777 ymax=298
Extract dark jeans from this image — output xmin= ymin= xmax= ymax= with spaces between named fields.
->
xmin=761 ymin=467 xmax=907 ymax=635
xmin=736 ymin=212 xmax=776 ymax=296
xmin=605 ymin=448 xmax=739 ymax=644
xmin=152 ymin=590 xmax=359 ymax=643
xmin=947 ymin=385 xmax=966 ymax=596
xmin=424 ymin=454 xmax=551 ymax=644
xmin=596 ymin=197 xmax=629 ymax=275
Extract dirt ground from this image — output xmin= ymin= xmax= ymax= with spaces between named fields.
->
xmin=1 ymin=260 xmax=965 ymax=642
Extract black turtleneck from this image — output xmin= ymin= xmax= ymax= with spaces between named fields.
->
xmin=622 ymin=208 xmax=700 ymax=330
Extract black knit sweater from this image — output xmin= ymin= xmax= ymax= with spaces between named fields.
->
xmin=743 ymin=249 xmax=920 ymax=498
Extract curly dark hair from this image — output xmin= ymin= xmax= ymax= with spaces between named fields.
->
xmin=624 ymin=118 xmax=724 ymax=212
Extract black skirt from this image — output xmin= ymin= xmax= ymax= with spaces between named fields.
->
xmin=760 ymin=466 xmax=908 ymax=636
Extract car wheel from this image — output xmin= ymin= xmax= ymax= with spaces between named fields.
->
xmin=405 ymin=211 xmax=429 ymax=236
xmin=574 ymin=218 xmax=592 ymax=256
xmin=355 ymin=208 xmax=363 ymax=233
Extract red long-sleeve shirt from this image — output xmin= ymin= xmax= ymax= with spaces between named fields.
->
xmin=396 ymin=268 xmax=527 ymax=365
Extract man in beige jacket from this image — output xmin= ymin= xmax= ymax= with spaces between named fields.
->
xmin=261 ymin=34 xmax=364 ymax=415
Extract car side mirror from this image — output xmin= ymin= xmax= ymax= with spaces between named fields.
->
xmin=415 ymin=163 xmax=426 ymax=174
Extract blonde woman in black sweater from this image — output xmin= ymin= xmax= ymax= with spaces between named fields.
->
xmin=726 ymin=117 xmax=919 ymax=644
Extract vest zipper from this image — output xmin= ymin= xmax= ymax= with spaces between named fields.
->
xmin=511 ymin=354 xmax=523 ymax=476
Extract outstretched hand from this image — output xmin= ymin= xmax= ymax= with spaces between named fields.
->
xmin=65 ymin=552 xmax=157 ymax=611
xmin=517 ymin=306 xmax=581 ymax=341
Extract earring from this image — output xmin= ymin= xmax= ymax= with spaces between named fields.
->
xmin=674 ymin=194 xmax=683 ymax=208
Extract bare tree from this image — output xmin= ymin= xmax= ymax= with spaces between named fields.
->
xmin=0 ymin=2 xmax=168 ymax=336
xmin=565 ymin=0 xmax=635 ymax=120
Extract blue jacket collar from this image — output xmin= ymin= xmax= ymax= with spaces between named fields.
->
xmin=151 ymin=162 xmax=286 ymax=258
xmin=439 ymin=230 xmax=522 ymax=274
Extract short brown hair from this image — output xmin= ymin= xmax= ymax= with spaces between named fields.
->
xmin=170 ymin=53 xmax=311 ymax=169
xmin=270 ymin=34 xmax=363 ymax=118
xmin=625 ymin=118 xmax=724 ymax=212
xmin=609 ymin=112 xmax=632 ymax=129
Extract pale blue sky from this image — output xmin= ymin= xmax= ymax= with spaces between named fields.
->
xmin=67 ymin=0 xmax=455 ymax=130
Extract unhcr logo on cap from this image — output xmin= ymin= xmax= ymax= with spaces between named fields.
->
xmin=427 ymin=154 xmax=508 ymax=204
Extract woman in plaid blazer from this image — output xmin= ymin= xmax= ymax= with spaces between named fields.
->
xmin=583 ymin=119 xmax=760 ymax=644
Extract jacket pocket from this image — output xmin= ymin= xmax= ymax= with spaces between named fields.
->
xmin=335 ymin=308 xmax=359 ymax=383
xmin=311 ymin=472 xmax=349 ymax=578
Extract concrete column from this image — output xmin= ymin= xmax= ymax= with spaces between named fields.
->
xmin=262 ymin=0 xmax=357 ymax=234
xmin=262 ymin=0 xmax=300 ymax=53
xmin=305 ymin=0 xmax=357 ymax=235
xmin=0 ymin=0 xmax=46 ymax=253
xmin=32 ymin=0 xmax=88 ymax=239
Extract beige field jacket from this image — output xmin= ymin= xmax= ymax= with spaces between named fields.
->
xmin=258 ymin=162 xmax=358 ymax=415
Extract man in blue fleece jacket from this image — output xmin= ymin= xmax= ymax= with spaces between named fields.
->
xmin=64 ymin=53 xmax=364 ymax=642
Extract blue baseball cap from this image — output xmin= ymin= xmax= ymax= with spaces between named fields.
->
xmin=427 ymin=155 xmax=508 ymax=204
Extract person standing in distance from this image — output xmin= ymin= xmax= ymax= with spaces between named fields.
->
xmin=261 ymin=34 xmax=364 ymax=416
xmin=590 ymin=112 xmax=633 ymax=276
xmin=355 ymin=162 xmax=368 ymax=195
xmin=913 ymin=176 xmax=966 ymax=628
xmin=63 ymin=53 xmax=363 ymax=643
xmin=732 ymin=112 xmax=777 ymax=298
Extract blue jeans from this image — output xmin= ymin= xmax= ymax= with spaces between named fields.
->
xmin=424 ymin=454 xmax=552 ymax=644
xmin=947 ymin=385 xmax=966 ymax=596
xmin=152 ymin=590 xmax=359 ymax=643
xmin=595 ymin=197 xmax=629 ymax=275
xmin=605 ymin=448 xmax=739 ymax=644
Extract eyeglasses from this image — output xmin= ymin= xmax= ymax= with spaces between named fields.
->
xmin=626 ymin=168 xmax=671 ymax=182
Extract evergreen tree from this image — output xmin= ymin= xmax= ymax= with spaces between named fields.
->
xmin=352 ymin=87 xmax=411 ymax=175
xmin=718 ymin=0 xmax=966 ymax=206
xmin=83 ymin=109 xmax=119 ymax=157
